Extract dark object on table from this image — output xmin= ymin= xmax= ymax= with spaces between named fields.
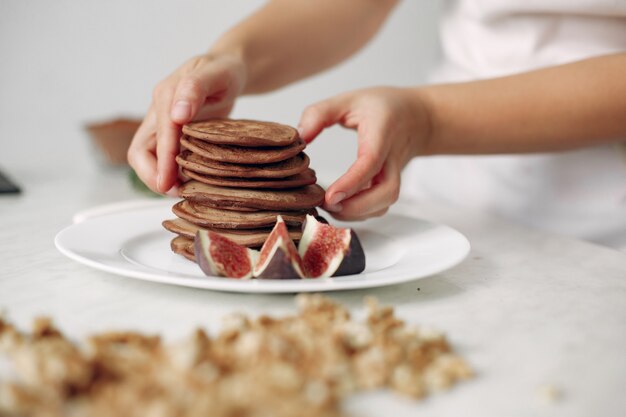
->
xmin=0 ymin=168 xmax=21 ymax=194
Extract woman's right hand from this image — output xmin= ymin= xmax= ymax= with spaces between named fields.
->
xmin=127 ymin=52 xmax=247 ymax=194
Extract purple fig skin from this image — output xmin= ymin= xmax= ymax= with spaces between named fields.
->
xmin=194 ymin=231 xmax=221 ymax=276
xmin=315 ymin=215 xmax=329 ymax=225
xmin=255 ymin=247 xmax=305 ymax=279
xmin=332 ymin=229 xmax=366 ymax=277
xmin=299 ymin=214 xmax=366 ymax=278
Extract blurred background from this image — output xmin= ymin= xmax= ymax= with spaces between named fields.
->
xmin=0 ymin=0 xmax=441 ymax=191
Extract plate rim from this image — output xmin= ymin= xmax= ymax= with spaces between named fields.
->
xmin=54 ymin=201 xmax=470 ymax=293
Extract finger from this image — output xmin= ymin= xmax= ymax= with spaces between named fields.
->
xmin=330 ymin=207 xmax=389 ymax=222
xmin=297 ymin=94 xmax=351 ymax=143
xmin=127 ymin=110 xmax=159 ymax=192
xmin=326 ymin=161 xmax=401 ymax=218
xmin=170 ymin=63 xmax=233 ymax=124
xmin=128 ymin=136 xmax=158 ymax=192
xmin=165 ymin=184 xmax=180 ymax=197
xmin=154 ymin=83 xmax=182 ymax=193
xmin=324 ymin=140 xmax=386 ymax=211
xmin=193 ymin=100 xmax=235 ymax=122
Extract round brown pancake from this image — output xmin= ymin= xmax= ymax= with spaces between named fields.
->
xmin=181 ymin=167 xmax=317 ymax=189
xmin=179 ymin=180 xmax=325 ymax=210
xmin=182 ymin=119 xmax=298 ymax=147
xmin=176 ymin=150 xmax=310 ymax=179
xmin=164 ymin=218 xmax=273 ymax=239
xmin=163 ymin=218 xmax=303 ymax=247
xmin=202 ymin=204 xmax=259 ymax=212
xmin=180 ymin=136 xmax=306 ymax=165
xmin=172 ymin=200 xmax=316 ymax=229
xmin=170 ymin=236 xmax=196 ymax=262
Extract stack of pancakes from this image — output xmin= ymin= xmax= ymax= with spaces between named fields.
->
xmin=163 ymin=119 xmax=326 ymax=261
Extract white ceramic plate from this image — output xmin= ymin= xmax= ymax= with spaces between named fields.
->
xmin=55 ymin=201 xmax=470 ymax=293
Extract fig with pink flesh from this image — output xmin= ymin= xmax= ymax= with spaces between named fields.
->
xmin=298 ymin=215 xmax=365 ymax=278
xmin=253 ymin=215 xmax=306 ymax=279
xmin=194 ymin=230 xmax=259 ymax=279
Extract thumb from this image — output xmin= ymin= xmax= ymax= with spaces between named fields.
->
xmin=297 ymin=94 xmax=352 ymax=144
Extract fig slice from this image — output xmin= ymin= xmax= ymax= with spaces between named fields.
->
xmin=253 ymin=215 xmax=306 ymax=279
xmin=298 ymin=215 xmax=366 ymax=278
xmin=194 ymin=230 xmax=259 ymax=279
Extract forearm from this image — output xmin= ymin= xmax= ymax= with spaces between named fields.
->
xmin=210 ymin=0 xmax=398 ymax=94
xmin=418 ymin=53 xmax=626 ymax=155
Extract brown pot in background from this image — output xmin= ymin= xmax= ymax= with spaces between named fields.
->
xmin=85 ymin=118 xmax=142 ymax=166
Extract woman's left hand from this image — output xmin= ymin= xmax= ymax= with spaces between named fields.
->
xmin=297 ymin=87 xmax=432 ymax=221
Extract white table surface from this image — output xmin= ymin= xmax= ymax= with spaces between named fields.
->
xmin=0 ymin=165 xmax=625 ymax=417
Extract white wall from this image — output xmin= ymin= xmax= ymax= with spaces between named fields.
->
xmin=0 ymin=0 xmax=441 ymax=185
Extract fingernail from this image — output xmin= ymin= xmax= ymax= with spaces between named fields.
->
xmin=166 ymin=185 xmax=180 ymax=197
xmin=297 ymin=125 xmax=304 ymax=138
xmin=329 ymin=192 xmax=346 ymax=206
xmin=171 ymin=100 xmax=191 ymax=121
xmin=326 ymin=203 xmax=343 ymax=213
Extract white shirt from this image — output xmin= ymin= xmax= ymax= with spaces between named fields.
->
xmin=403 ymin=0 xmax=626 ymax=249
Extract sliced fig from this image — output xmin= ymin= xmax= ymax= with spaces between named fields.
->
xmin=194 ymin=230 xmax=259 ymax=279
xmin=298 ymin=215 xmax=365 ymax=278
xmin=253 ymin=215 xmax=305 ymax=279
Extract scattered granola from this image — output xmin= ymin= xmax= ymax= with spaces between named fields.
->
xmin=538 ymin=384 xmax=563 ymax=404
xmin=0 ymin=295 xmax=472 ymax=417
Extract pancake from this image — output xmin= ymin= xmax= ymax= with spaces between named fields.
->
xmin=176 ymin=150 xmax=310 ymax=179
xmin=172 ymin=200 xmax=316 ymax=229
xmin=163 ymin=218 xmax=303 ymax=248
xmin=201 ymin=204 xmax=259 ymax=212
xmin=182 ymin=119 xmax=299 ymax=147
xmin=164 ymin=218 xmax=272 ymax=239
xmin=171 ymin=118 xmax=323 ymax=260
xmin=179 ymin=181 xmax=325 ymax=211
xmin=181 ymin=167 xmax=317 ymax=189
xmin=170 ymin=236 xmax=196 ymax=262
xmin=180 ymin=136 xmax=306 ymax=165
